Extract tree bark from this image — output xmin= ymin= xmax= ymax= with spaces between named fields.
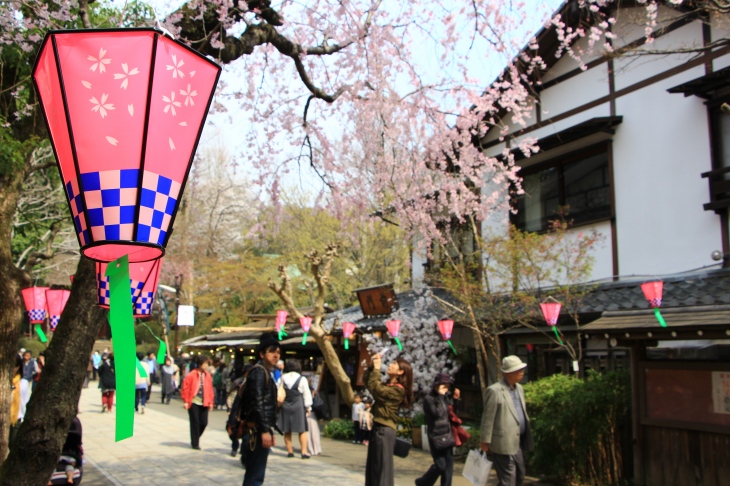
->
xmin=0 ymin=172 xmax=29 ymax=462
xmin=0 ymin=257 xmax=104 ymax=485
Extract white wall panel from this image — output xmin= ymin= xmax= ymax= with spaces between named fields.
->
xmin=541 ymin=64 xmax=610 ymax=117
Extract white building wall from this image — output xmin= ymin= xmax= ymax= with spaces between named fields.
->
xmin=540 ymin=63 xmax=610 ymax=117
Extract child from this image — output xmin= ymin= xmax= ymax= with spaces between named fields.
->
xmin=49 ymin=416 xmax=83 ymax=485
xmin=351 ymin=394 xmax=365 ymax=444
xmin=360 ymin=397 xmax=373 ymax=446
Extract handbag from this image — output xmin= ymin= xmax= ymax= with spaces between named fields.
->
xmin=394 ymin=437 xmax=411 ymax=458
xmin=462 ymin=449 xmax=492 ymax=486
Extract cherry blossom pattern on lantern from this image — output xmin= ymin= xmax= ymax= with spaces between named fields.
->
xmin=162 ymin=92 xmax=181 ymax=116
xmin=88 ymin=48 xmax=111 ymax=73
xmin=90 ymin=93 xmax=115 ymax=118
xmin=166 ymin=54 xmax=185 ymax=79
xmin=114 ymin=63 xmax=139 ymax=89
xmin=180 ymin=84 xmax=197 ymax=107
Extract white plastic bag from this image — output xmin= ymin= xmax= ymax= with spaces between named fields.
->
xmin=462 ymin=449 xmax=493 ymax=486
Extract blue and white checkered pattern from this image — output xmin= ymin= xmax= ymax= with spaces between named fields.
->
xmin=81 ymin=169 xmax=139 ymax=242
xmin=50 ymin=315 xmax=60 ymax=330
xmin=137 ymin=171 xmax=181 ymax=246
xmin=28 ymin=309 xmax=46 ymax=323
xmin=97 ymin=275 xmax=144 ymax=306
xmin=65 ymin=180 xmax=89 ymax=245
xmin=134 ymin=292 xmax=155 ymax=316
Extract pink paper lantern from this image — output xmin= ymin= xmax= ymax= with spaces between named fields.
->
xmin=342 ymin=321 xmax=357 ymax=339
xmin=539 ymin=302 xmax=561 ymax=326
xmin=96 ymin=258 xmax=162 ymax=317
xmin=386 ymin=320 xmax=401 ymax=337
xmin=45 ymin=289 xmax=71 ymax=330
xmin=32 ymin=29 xmax=221 ymax=263
xmin=276 ymin=310 xmax=288 ymax=327
xmin=437 ymin=319 xmax=454 ymax=340
xmin=22 ymin=287 xmax=50 ymax=323
xmin=641 ymin=281 xmax=663 ymax=308
xmin=299 ymin=316 xmax=312 ymax=332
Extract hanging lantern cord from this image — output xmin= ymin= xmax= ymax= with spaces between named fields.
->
xmin=35 ymin=324 xmax=48 ymax=343
xmin=447 ymin=340 xmax=457 ymax=355
xmin=394 ymin=337 xmax=403 ymax=351
xmin=653 ymin=308 xmax=668 ymax=328
xmin=302 ymin=332 xmax=308 ymax=346
xmin=344 ymin=338 xmax=350 ymax=350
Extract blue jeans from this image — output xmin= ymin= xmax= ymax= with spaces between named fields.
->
xmin=241 ymin=428 xmax=271 ymax=486
xmin=135 ymin=388 xmax=147 ymax=410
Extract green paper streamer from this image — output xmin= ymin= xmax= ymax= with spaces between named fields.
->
xmin=157 ymin=341 xmax=167 ymax=364
xmin=447 ymin=340 xmax=457 ymax=355
xmin=394 ymin=337 xmax=403 ymax=351
xmin=552 ymin=326 xmax=564 ymax=345
xmin=135 ymin=357 xmax=148 ymax=378
xmin=302 ymin=332 xmax=308 ymax=346
xmin=35 ymin=324 xmax=47 ymax=343
xmin=344 ymin=338 xmax=349 ymax=350
xmin=654 ymin=308 xmax=667 ymax=328
xmin=105 ymin=255 xmax=137 ymax=442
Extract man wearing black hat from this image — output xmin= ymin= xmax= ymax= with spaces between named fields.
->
xmin=238 ymin=333 xmax=280 ymax=486
xmin=480 ymin=355 xmax=534 ymax=486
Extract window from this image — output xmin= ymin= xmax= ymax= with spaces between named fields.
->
xmin=513 ymin=143 xmax=612 ymax=231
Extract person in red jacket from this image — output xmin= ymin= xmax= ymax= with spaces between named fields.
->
xmin=182 ymin=354 xmax=215 ymax=450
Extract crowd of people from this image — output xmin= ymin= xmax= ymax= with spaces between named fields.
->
xmin=12 ymin=333 xmax=533 ymax=486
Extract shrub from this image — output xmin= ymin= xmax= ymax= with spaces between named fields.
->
xmin=524 ymin=370 xmax=631 ymax=486
xmin=18 ymin=337 xmax=47 ymax=358
xmin=323 ymin=419 xmax=354 ymax=440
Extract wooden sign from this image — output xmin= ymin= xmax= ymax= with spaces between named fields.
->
xmin=354 ymin=284 xmax=399 ymax=317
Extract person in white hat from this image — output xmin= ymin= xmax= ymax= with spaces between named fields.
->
xmin=479 ymin=355 xmax=534 ymax=486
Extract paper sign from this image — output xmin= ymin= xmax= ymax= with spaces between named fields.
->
xmin=712 ymin=371 xmax=730 ymax=414
xmin=177 ymin=305 xmax=195 ymax=327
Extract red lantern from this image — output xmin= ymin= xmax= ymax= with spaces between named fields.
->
xmin=386 ymin=319 xmax=403 ymax=351
xmin=22 ymin=287 xmax=49 ymax=323
xmin=299 ymin=316 xmax=312 ymax=345
xmin=45 ymin=289 xmax=71 ymax=330
xmin=276 ymin=310 xmax=288 ymax=340
xmin=97 ymin=258 xmax=162 ymax=318
xmin=32 ymin=29 xmax=221 ymax=263
xmin=641 ymin=281 xmax=667 ymax=327
xmin=342 ymin=321 xmax=357 ymax=350
xmin=539 ymin=301 xmax=564 ymax=344
xmin=437 ymin=319 xmax=457 ymax=354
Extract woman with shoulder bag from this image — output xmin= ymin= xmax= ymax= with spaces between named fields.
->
xmin=278 ymin=359 xmax=312 ymax=458
xmin=415 ymin=373 xmax=459 ymax=486
xmin=364 ymin=353 xmax=414 ymax=486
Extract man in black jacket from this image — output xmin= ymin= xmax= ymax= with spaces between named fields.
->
xmin=239 ymin=333 xmax=280 ymax=486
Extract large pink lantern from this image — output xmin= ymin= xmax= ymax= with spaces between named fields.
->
xmin=437 ymin=319 xmax=457 ymax=354
xmin=32 ymin=29 xmax=221 ymax=263
xmin=276 ymin=310 xmax=288 ymax=340
xmin=45 ymin=289 xmax=71 ymax=331
xmin=641 ymin=281 xmax=667 ymax=327
xmin=386 ymin=319 xmax=403 ymax=351
xmin=299 ymin=316 xmax=312 ymax=346
xmin=97 ymin=258 xmax=162 ymax=317
xmin=342 ymin=321 xmax=357 ymax=350
xmin=539 ymin=300 xmax=564 ymax=344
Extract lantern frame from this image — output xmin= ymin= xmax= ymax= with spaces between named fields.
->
xmin=22 ymin=287 xmax=50 ymax=323
xmin=96 ymin=258 xmax=162 ymax=318
xmin=641 ymin=280 xmax=664 ymax=308
xmin=45 ymin=289 xmax=71 ymax=330
xmin=32 ymin=28 xmax=221 ymax=263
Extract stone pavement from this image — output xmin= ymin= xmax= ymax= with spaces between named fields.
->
xmin=78 ymin=387 xmax=544 ymax=485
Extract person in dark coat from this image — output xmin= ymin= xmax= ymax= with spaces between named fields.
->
xmin=416 ymin=373 xmax=460 ymax=486
xmin=98 ymin=353 xmax=116 ymax=413
xmin=160 ymin=356 xmax=176 ymax=404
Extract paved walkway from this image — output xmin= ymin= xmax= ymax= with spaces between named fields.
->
xmin=78 ymin=387 xmax=544 ymax=485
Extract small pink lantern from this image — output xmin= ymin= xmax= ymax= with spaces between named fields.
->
xmin=437 ymin=319 xmax=457 ymax=354
xmin=97 ymin=258 xmax=162 ymax=318
xmin=342 ymin=321 xmax=357 ymax=350
xmin=386 ymin=319 xmax=403 ymax=351
xmin=299 ymin=316 xmax=312 ymax=345
xmin=32 ymin=29 xmax=221 ymax=263
xmin=641 ymin=281 xmax=667 ymax=327
xmin=539 ymin=300 xmax=564 ymax=344
xmin=45 ymin=289 xmax=71 ymax=331
xmin=276 ymin=310 xmax=288 ymax=340
xmin=22 ymin=287 xmax=49 ymax=343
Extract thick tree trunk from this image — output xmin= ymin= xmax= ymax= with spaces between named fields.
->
xmin=0 ymin=178 xmax=28 ymax=462
xmin=311 ymin=327 xmax=355 ymax=406
xmin=0 ymin=257 xmax=104 ymax=485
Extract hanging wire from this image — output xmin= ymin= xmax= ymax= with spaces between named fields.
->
xmin=151 ymin=5 xmax=174 ymax=39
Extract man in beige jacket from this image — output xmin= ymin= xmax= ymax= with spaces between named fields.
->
xmin=480 ymin=356 xmax=534 ymax=486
